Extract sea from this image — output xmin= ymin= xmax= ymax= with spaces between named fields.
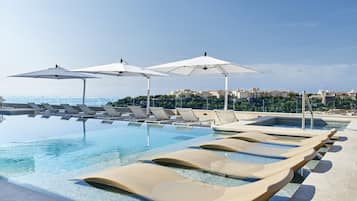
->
xmin=2 ymin=96 xmax=118 ymax=106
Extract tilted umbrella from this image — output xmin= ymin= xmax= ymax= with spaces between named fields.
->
xmin=147 ymin=52 xmax=256 ymax=110
xmin=10 ymin=65 xmax=97 ymax=104
xmin=73 ymin=59 xmax=167 ymax=115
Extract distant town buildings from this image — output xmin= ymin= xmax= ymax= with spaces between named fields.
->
xmin=169 ymin=88 xmax=357 ymax=104
xmin=316 ymin=89 xmax=357 ymax=105
xmin=169 ymin=88 xmax=294 ymax=99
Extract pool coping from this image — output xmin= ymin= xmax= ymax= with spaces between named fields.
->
xmin=0 ymin=178 xmax=73 ymax=201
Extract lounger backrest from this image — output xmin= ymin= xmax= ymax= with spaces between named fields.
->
xmin=214 ymin=110 xmax=238 ymax=125
xmin=177 ymin=108 xmax=198 ymax=122
xmin=78 ymin=104 xmax=96 ymax=115
xmin=104 ymin=105 xmax=120 ymax=116
xmin=42 ymin=103 xmax=57 ymax=112
xmin=128 ymin=106 xmax=147 ymax=119
xmin=150 ymin=107 xmax=170 ymax=120
xmin=61 ymin=104 xmax=79 ymax=114
xmin=28 ymin=103 xmax=42 ymax=110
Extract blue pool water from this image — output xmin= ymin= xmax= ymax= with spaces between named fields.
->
xmin=253 ymin=117 xmax=349 ymax=131
xmin=0 ymin=115 xmax=295 ymax=201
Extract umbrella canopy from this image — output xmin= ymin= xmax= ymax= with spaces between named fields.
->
xmin=10 ymin=65 xmax=97 ymax=104
xmin=11 ymin=65 xmax=96 ymax=79
xmin=73 ymin=60 xmax=167 ymax=115
xmin=147 ymin=52 xmax=256 ymax=110
xmin=73 ymin=59 xmax=164 ymax=78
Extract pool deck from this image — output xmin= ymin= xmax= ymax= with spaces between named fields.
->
xmin=0 ymin=179 xmax=72 ymax=201
xmin=2 ymin=107 xmax=357 ymax=200
xmin=291 ymin=119 xmax=357 ymax=201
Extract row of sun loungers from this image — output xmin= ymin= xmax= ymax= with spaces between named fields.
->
xmin=84 ymin=163 xmax=294 ymax=201
xmin=81 ymin=128 xmax=337 ymax=200
xmin=27 ymin=103 xmax=123 ymax=120
xmin=24 ymin=103 xmax=339 ymax=138
xmin=27 ymin=102 xmax=230 ymax=126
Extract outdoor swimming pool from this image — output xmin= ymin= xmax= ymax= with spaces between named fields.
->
xmin=252 ymin=117 xmax=349 ymax=131
xmin=0 ymin=115 xmax=296 ymax=200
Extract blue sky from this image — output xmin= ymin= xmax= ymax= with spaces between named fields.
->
xmin=1 ymin=0 xmax=357 ymax=98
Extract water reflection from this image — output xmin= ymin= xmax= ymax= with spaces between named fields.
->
xmin=44 ymin=120 xmax=88 ymax=157
xmin=127 ymin=122 xmax=161 ymax=148
xmin=0 ymin=157 xmax=35 ymax=177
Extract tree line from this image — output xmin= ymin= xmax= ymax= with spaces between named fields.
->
xmin=109 ymin=94 xmax=357 ymax=112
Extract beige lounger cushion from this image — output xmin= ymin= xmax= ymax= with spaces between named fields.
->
xmin=177 ymin=108 xmax=199 ymax=122
xmin=83 ymin=163 xmax=294 ymax=201
xmin=128 ymin=106 xmax=147 ymax=119
xmin=150 ymin=107 xmax=170 ymax=120
xmin=226 ymin=131 xmax=330 ymax=146
xmin=103 ymin=105 xmax=121 ymax=117
xmin=213 ymin=122 xmax=338 ymax=138
xmin=151 ymin=149 xmax=316 ymax=179
xmin=199 ymin=138 xmax=322 ymax=158
xmin=215 ymin=110 xmax=238 ymax=125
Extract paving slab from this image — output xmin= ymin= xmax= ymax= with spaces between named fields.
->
xmin=291 ymin=120 xmax=357 ymax=201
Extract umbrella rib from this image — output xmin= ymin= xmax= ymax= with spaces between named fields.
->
xmin=187 ymin=67 xmax=196 ymax=76
xmin=166 ymin=66 xmax=186 ymax=74
xmin=216 ymin=64 xmax=229 ymax=76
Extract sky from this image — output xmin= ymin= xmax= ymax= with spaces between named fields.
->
xmin=1 ymin=0 xmax=357 ymax=99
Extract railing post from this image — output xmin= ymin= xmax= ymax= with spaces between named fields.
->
xmin=302 ymin=91 xmax=306 ymax=130
xmin=306 ymin=94 xmax=314 ymax=129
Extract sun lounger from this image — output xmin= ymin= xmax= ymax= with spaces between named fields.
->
xmin=61 ymin=104 xmax=79 ymax=114
xmin=61 ymin=104 xmax=94 ymax=119
xmin=83 ymin=163 xmax=293 ymax=201
xmin=150 ymin=149 xmax=315 ymax=179
xmin=41 ymin=103 xmax=59 ymax=113
xmin=77 ymin=104 xmax=97 ymax=115
xmin=199 ymin=138 xmax=324 ymax=158
xmin=97 ymin=105 xmax=124 ymax=120
xmin=27 ymin=103 xmax=50 ymax=117
xmin=28 ymin=103 xmax=44 ymax=112
xmin=149 ymin=107 xmax=174 ymax=123
xmin=214 ymin=110 xmax=239 ymax=125
xmin=128 ymin=106 xmax=147 ymax=122
xmin=224 ymin=130 xmax=331 ymax=146
xmin=174 ymin=108 xmax=211 ymax=126
xmin=103 ymin=105 xmax=121 ymax=117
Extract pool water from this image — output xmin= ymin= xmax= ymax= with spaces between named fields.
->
xmin=0 ymin=115 xmax=296 ymax=201
xmin=253 ymin=117 xmax=349 ymax=131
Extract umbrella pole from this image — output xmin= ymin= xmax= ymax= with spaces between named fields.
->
xmin=146 ymin=77 xmax=151 ymax=115
xmin=224 ymin=75 xmax=228 ymax=110
xmin=82 ymin=79 xmax=86 ymax=105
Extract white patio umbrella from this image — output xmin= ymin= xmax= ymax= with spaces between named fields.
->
xmin=73 ymin=59 xmax=167 ymax=115
xmin=147 ymin=52 xmax=256 ymax=110
xmin=10 ymin=65 xmax=97 ymax=104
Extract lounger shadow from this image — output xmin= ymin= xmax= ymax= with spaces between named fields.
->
xmin=327 ymin=145 xmax=342 ymax=153
xmin=312 ymin=160 xmax=333 ymax=173
xmin=290 ymin=184 xmax=316 ymax=201
xmin=336 ymin=136 xmax=348 ymax=142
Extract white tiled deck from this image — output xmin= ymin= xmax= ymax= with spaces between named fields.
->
xmin=291 ymin=120 xmax=357 ymax=201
